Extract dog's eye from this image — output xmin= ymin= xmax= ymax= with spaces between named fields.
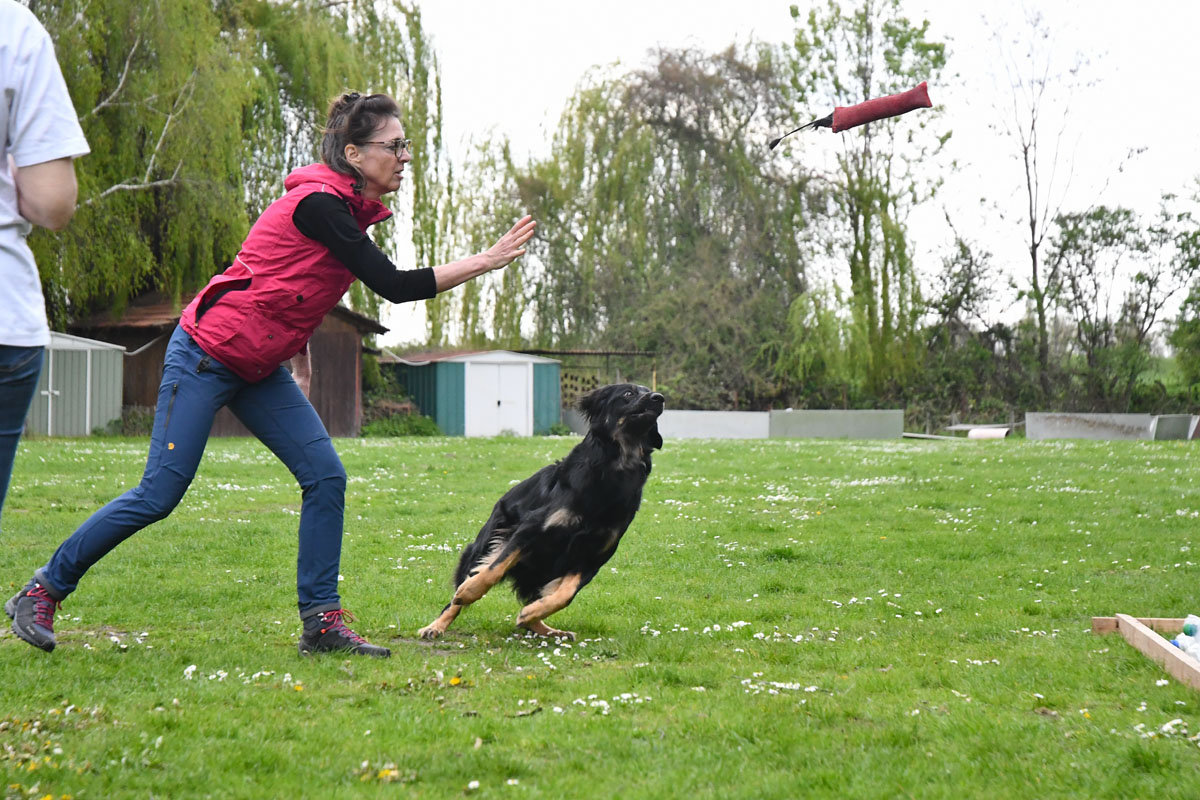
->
xmin=624 ymin=390 xmax=633 ymax=398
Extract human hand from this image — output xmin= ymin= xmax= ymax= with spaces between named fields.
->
xmin=291 ymin=351 xmax=312 ymax=399
xmin=483 ymin=215 xmax=537 ymax=271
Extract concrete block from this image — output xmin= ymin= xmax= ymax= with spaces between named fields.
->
xmin=1026 ymin=412 xmax=1152 ymax=441
xmin=1152 ymin=415 xmax=1194 ymax=440
xmin=769 ymin=409 xmax=903 ymax=439
xmin=657 ymin=410 xmax=769 ymax=439
xmin=562 ymin=408 xmax=588 ymax=435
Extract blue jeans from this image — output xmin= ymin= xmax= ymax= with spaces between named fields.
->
xmin=0 ymin=345 xmax=45 ymax=533
xmin=36 ymin=326 xmax=346 ymax=618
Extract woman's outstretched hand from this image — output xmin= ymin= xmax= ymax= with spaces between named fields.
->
xmin=432 ymin=215 xmax=539 ymax=293
xmin=484 ymin=215 xmax=537 ymax=271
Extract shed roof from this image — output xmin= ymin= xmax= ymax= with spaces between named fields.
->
xmin=47 ymin=331 xmax=126 ymax=352
xmin=381 ymin=348 xmax=559 ymax=366
xmin=69 ymin=292 xmax=388 ymax=336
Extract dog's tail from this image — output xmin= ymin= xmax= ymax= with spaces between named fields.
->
xmin=452 ymin=541 xmax=481 ymax=588
xmin=453 ymin=532 xmax=510 ymax=588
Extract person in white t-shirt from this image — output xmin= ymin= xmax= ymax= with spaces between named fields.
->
xmin=0 ymin=0 xmax=90 ymax=530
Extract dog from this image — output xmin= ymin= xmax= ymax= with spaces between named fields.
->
xmin=418 ymin=383 xmax=665 ymax=640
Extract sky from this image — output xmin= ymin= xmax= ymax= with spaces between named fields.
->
xmin=380 ymin=0 xmax=1200 ymax=345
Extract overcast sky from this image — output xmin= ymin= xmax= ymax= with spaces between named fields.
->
xmin=381 ymin=0 xmax=1200 ymax=344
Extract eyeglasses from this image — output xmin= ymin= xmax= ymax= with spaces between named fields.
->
xmin=364 ymin=138 xmax=412 ymax=157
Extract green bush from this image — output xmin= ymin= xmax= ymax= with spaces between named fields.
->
xmin=118 ymin=405 xmax=155 ymax=436
xmin=360 ymin=412 xmax=441 ymax=437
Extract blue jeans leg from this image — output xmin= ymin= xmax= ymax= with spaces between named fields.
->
xmin=229 ymin=369 xmax=346 ymax=618
xmin=37 ymin=327 xmax=239 ymax=596
xmin=0 ymin=345 xmax=45 ymax=532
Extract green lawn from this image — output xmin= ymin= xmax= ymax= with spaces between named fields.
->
xmin=2 ymin=434 xmax=1199 ymax=798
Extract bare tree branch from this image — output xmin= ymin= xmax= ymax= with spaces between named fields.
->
xmin=81 ymin=71 xmax=196 ymax=207
xmin=142 ymin=70 xmax=196 ymax=183
xmin=83 ymin=35 xmax=141 ymax=119
xmin=82 ymin=161 xmax=183 ymax=207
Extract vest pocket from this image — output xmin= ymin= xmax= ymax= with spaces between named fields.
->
xmin=220 ymin=305 xmax=305 ymax=376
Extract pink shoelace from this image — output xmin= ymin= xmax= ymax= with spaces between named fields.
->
xmin=29 ymin=585 xmax=61 ymax=630
xmin=319 ymin=609 xmax=366 ymax=644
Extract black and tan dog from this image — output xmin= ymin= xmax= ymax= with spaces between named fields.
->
xmin=419 ymin=383 xmax=665 ymax=640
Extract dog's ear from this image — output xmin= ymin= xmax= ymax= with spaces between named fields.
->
xmin=578 ymin=386 xmax=609 ymax=425
xmin=646 ymin=424 xmax=663 ymax=451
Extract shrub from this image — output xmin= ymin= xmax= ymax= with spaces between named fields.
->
xmin=119 ymin=405 xmax=155 ymax=436
xmin=361 ymin=411 xmax=441 ymax=437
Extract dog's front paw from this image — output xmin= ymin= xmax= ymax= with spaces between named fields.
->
xmin=418 ymin=624 xmax=445 ymax=640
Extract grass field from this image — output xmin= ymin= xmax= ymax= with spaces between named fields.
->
xmin=2 ymin=433 xmax=1200 ymax=798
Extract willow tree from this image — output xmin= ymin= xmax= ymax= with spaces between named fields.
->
xmin=783 ymin=0 xmax=947 ymax=398
xmin=429 ymin=138 xmax=529 ymax=348
xmin=25 ymin=0 xmax=445 ymax=329
xmin=26 ymin=0 xmax=252 ymax=325
xmin=493 ymin=46 xmax=814 ymax=408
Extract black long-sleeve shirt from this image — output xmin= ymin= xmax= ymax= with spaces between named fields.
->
xmin=292 ymin=191 xmax=438 ymax=303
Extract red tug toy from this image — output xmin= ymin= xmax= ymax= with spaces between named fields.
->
xmin=769 ymin=81 xmax=933 ymax=150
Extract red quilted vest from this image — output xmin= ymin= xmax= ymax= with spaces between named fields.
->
xmin=180 ymin=164 xmax=392 ymax=382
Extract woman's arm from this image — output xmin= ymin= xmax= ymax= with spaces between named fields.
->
xmin=293 ymin=193 xmax=437 ymax=303
xmin=293 ymin=196 xmax=536 ymax=299
xmin=431 ymin=216 xmax=537 ymax=292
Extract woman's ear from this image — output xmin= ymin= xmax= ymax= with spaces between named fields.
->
xmin=344 ymin=143 xmax=362 ymax=168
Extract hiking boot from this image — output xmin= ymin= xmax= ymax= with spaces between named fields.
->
xmin=7 ymin=580 xmax=62 ymax=652
xmin=298 ymin=609 xmax=390 ymax=658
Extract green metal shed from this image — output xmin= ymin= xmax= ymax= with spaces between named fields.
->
xmin=25 ymin=332 xmax=125 ymax=436
xmin=387 ymin=350 xmax=561 ymax=436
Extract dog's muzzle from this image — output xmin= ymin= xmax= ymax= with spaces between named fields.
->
xmin=638 ymin=392 xmax=665 ymax=417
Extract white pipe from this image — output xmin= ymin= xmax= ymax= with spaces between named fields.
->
xmin=46 ymin=349 xmax=54 ymax=436
xmin=85 ymin=349 xmax=93 ymax=435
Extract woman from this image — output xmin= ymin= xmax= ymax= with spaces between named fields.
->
xmin=6 ymin=92 xmax=536 ymax=657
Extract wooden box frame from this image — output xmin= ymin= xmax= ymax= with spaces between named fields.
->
xmin=1092 ymin=615 xmax=1200 ymax=690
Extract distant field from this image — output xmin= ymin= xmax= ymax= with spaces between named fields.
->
xmin=2 ymin=435 xmax=1199 ymax=798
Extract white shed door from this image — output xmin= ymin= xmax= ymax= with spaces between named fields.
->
xmin=465 ymin=363 xmax=530 ymax=436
